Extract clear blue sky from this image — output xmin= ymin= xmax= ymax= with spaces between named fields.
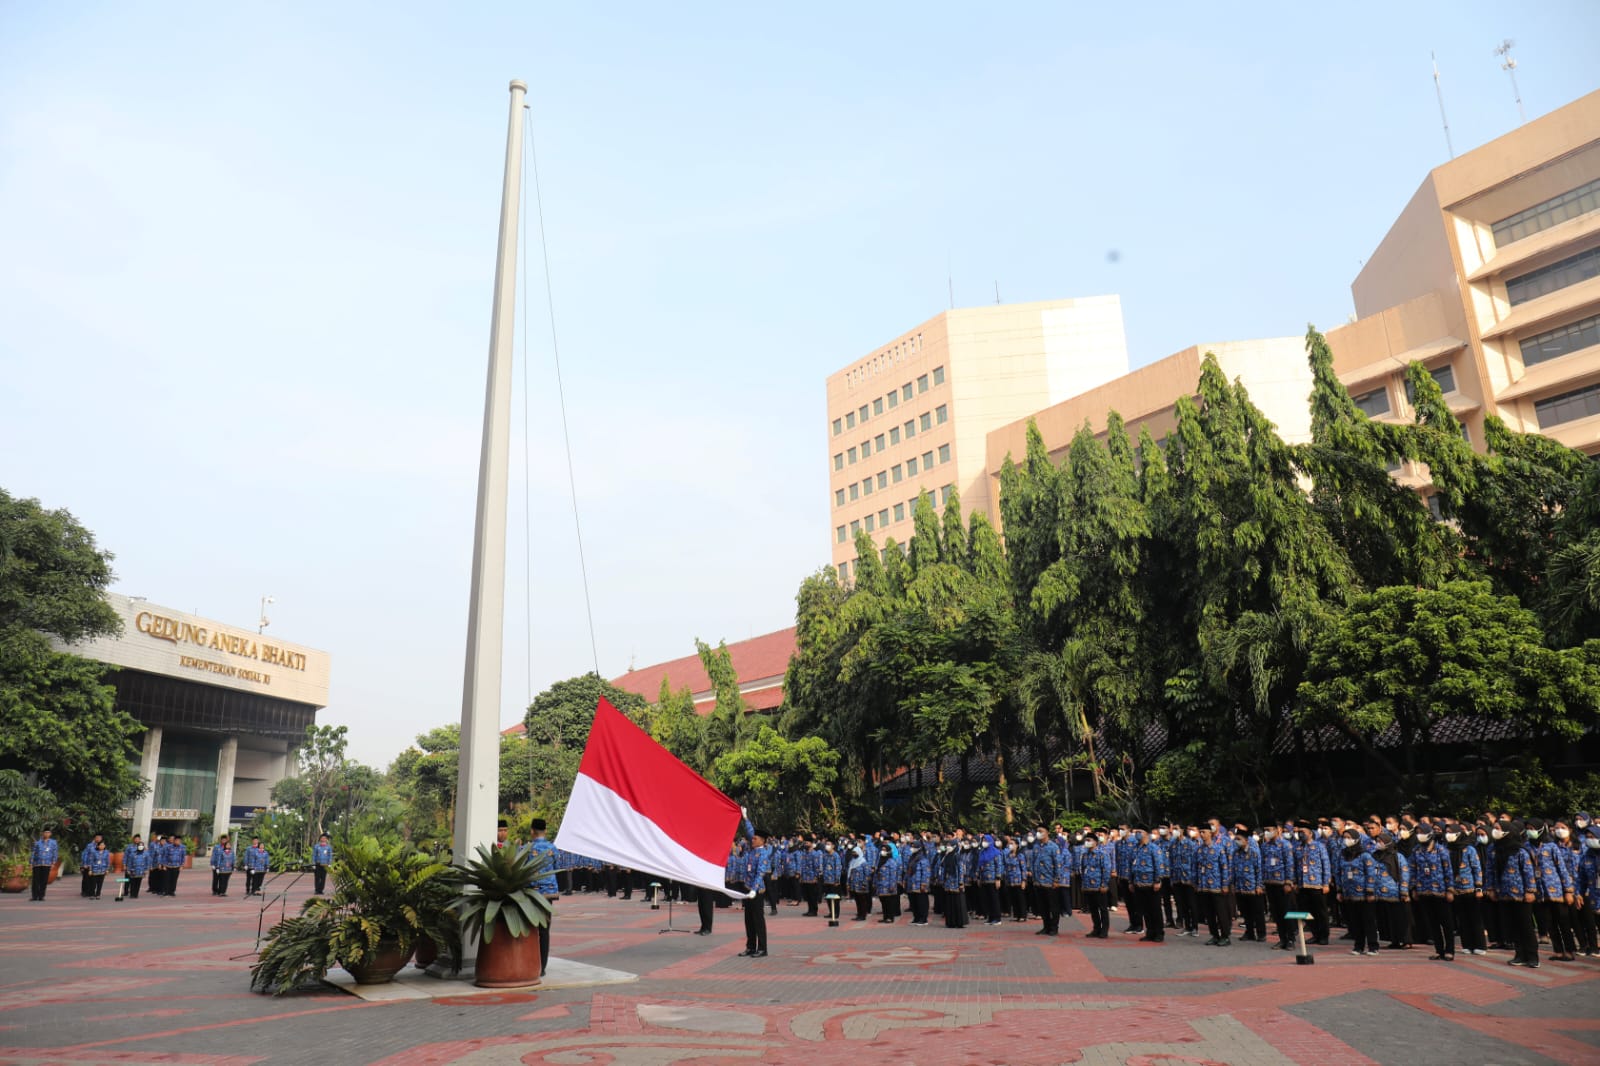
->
xmin=3 ymin=4 xmax=1597 ymax=767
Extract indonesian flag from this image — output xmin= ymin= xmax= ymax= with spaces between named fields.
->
xmin=555 ymin=697 xmax=746 ymax=897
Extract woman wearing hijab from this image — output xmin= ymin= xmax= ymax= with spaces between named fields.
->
xmin=1370 ymin=832 xmax=1410 ymax=950
xmin=1489 ymin=818 xmax=1539 ymax=967
xmin=873 ymin=842 xmax=902 ymax=923
xmin=974 ymin=835 xmax=1003 ymax=926
xmin=940 ymin=839 xmax=968 ymax=929
xmin=1526 ymin=817 xmax=1577 ymax=962
xmin=1338 ymin=829 xmax=1379 ymax=955
xmin=1445 ymin=822 xmax=1486 ymax=956
xmin=846 ymin=844 xmax=872 ymax=921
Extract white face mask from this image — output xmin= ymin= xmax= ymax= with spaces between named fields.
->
xmin=1556 ymin=828 xmax=1570 ymax=839
xmin=1577 ymin=820 xmax=1589 ymax=830
xmin=1491 ymin=828 xmax=1505 ymax=840
xmin=1445 ymin=832 xmax=1458 ymax=843
xmin=1477 ymin=835 xmax=1489 ymax=845
xmin=1415 ymin=833 xmax=1431 ymax=843
xmin=1188 ymin=830 xmax=1198 ymax=839
xmin=1586 ymin=837 xmax=1600 ymax=850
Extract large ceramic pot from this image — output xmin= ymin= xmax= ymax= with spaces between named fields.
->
xmin=345 ymin=938 xmax=414 ymax=985
xmin=473 ymin=916 xmax=541 ymax=988
xmin=47 ymin=861 xmax=61 ymax=884
xmin=414 ymin=936 xmax=439 ymax=969
xmin=1 ymin=863 xmax=26 ymax=893
xmin=110 ymin=852 xmax=124 ymax=873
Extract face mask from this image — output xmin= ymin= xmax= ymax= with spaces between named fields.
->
xmin=1527 ymin=829 xmax=1541 ymax=841
xmin=1491 ymin=828 xmax=1505 ymax=840
xmin=1445 ymin=832 xmax=1458 ymax=843
xmin=137 ymin=845 xmax=145 ymax=852
xmin=1188 ymin=829 xmax=1198 ymax=839
xmin=1477 ymin=834 xmax=1489 ymax=845
xmin=1415 ymin=833 xmax=1430 ymax=843
xmin=1035 ymin=833 xmax=1046 ymax=842
xmin=1556 ymin=828 xmax=1570 ymax=840
xmin=1399 ymin=828 xmax=1412 ymax=839
xmin=1577 ymin=820 xmax=1590 ymax=830
xmin=1586 ymin=838 xmax=1600 ymax=851
xmin=1084 ymin=840 xmax=1096 ymax=849
xmin=1320 ymin=827 xmax=1332 ymax=837
xmin=1343 ymin=837 xmax=1358 ymax=848
xmin=824 ymin=844 xmax=833 ymax=852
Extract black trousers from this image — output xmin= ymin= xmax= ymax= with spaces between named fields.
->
xmin=944 ymin=887 xmax=967 ymax=928
xmin=909 ymin=891 xmax=929 ymax=924
xmin=1121 ymin=880 xmax=1141 ymax=930
xmin=1202 ymin=892 xmax=1230 ymax=941
xmin=1134 ymin=885 xmax=1163 ymax=940
xmin=1038 ymin=884 xmax=1058 ymax=934
xmin=1005 ymin=884 xmax=1026 ymax=921
xmin=1264 ymin=883 xmax=1290 ymax=943
xmin=980 ymin=883 xmax=1001 ymax=924
xmin=81 ymin=869 xmax=92 ymax=897
xmin=1237 ymin=893 xmax=1266 ymax=940
xmin=1159 ymin=878 xmax=1174 ymax=925
xmin=1346 ymin=898 xmax=1378 ymax=951
xmin=1174 ymin=882 xmax=1196 ymax=931
xmin=1503 ymin=899 xmax=1538 ymax=963
xmin=1299 ymin=887 xmax=1330 ymax=944
xmin=802 ymin=881 xmax=821 ymax=915
xmin=742 ymin=893 xmax=767 ymax=952
xmin=148 ymin=868 xmax=164 ymax=895
xmin=247 ymin=870 xmax=265 ymax=895
xmin=696 ymin=892 xmax=714 ymax=933
xmin=1378 ymin=900 xmax=1407 ymax=946
xmin=878 ymin=892 xmax=901 ymax=920
xmin=212 ymin=871 xmax=232 ymax=895
xmin=537 ymin=918 xmax=551 ymax=974
xmin=1538 ymin=899 xmax=1576 ymax=956
xmin=88 ymin=873 xmax=105 ymax=898
xmin=314 ymin=865 xmax=328 ymax=894
xmin=31 ymin=865 xmax=49 ymax=900
xmin=1084 ymin=888 xmax=1109 ymax=935
xmin=168 ymin=868 xmax=181 ymax=895
xmin=1452 ymin=894 xmax=1484 ymax=952
xmin=1418 ymin=895 xmax=1455 ymax=956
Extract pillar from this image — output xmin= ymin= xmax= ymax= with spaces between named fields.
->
xmin=131 ymin=725 xmax=162 ymax=842
xmin=212 ymin=737 xmax=238 ymax=841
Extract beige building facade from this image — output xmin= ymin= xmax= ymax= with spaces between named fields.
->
xmin=983 ymin=337 xmax=1313 ymax=515
xmin=1327 ymin=89 xmax=1600 ymax=486
xmin=825 ymin=297 xmax=1129 ymax=580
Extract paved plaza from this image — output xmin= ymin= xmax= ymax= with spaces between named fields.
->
xmin=2 ymin=881 xmax=1598 ymax=1065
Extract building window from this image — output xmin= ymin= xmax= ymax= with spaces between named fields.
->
xmin=940 ymin=484 xmax=954 ymax=506
xmin=1535 ymin=383 xmax=1600 ymax=428
xmin=907 ymin=457 xmax=919 ymax=475
xmin=832 ymin=418 xmax=842 ymax=436
xmin=893 ymin=502 xmax=905 ymax=522
xmin=865 ymin=514 xmax=875 ymax=532
xmin=862 ymin=478 xmax=873 ymax=496
xmin=1405 ymin=363 xmax=1457 ymax=403
xmin=861 ymin=440 xmax=871 ymax=458
xmin=1460 ymin=422 xmax=1472 ymax=444
xmin=887 ymin=390 xmax=898 ymax=409
xmin=932 ymin=365 xmax=945 ymax=386
xmin=877 ymin=471 xmax=887 ymax=490
xmin=904 ymin=419 xmax=915 ymax=439
xmin=938 ymin=443 xmax=951 ymax=464
xmin=875 ymin=433 xmax=886 ymax=452
xmin=902 ymin=383 xmax=913 ymax=401
xmin=891 ymin=464 xmax=903 ymax=483
xmin=850 ymin=519 xmax=860 ymax=535
xmin=1492 ymin=177 xmax=1600 ymax=247
xmin=889 ymin=426 xmax=900 ymax=445
xmin=920 ymin=412 xmax=932 ymax=431
xmin=836 ymin=525 xmax=847 ymax=543
xmin=1426 ymin=494 xmax=1445 ymax=521
xmin=1352 ymin=386 xmax=1391 ymax=417
xmin=859 ymin=404 xmax=869 ymax=423
xmin=1506 ymin=246 xmax=1600 ymax=306
xmin=833 ymin=453 xmax=844 ymax=471
xmin=1520 ymin=314 xmax=1600 ymax=367
xmin=835 ymin=488 xmax=845 ymax=507
xmin=923 ymin=450 xmax=935 ymax=469
xmin=935 ymin=404 xmax=948 ymax=424
xmin=918 ymin=374 xmax=929 ymax=393
xmin=848 ymin=446 xmax=857 ymax=464
xmin=846 ymin=411 xmax=856 ymax=429
xmin=839 ymin=560 xmax=850 ymax=583
xmin=878 ymin=508 xmax=889 ymax=527
xmin=849 ymin=483 xmax=859 ymax=501
xmin=873 ymin=397 xmax=884 ymax=416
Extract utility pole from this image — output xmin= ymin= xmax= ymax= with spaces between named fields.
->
xmin=1494 ymin=40 xmax=1526 ymax=124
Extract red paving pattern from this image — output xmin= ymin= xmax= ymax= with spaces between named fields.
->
xmin=1 ymin=885 xmax=1596 ymax=1064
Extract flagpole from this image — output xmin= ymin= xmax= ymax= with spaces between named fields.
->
xmin=451 ymin=77 xmax=525 ymax=915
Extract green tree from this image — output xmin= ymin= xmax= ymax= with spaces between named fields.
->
xmin=273 ymin=724 xmax=350 ymax=845
xmin=0 ymin=490 xmax=144 ymax=822
xmin=712 ymin=724 xmax=841 ymax=830
xmin=521 ymin=672 xmax=645 ymax=749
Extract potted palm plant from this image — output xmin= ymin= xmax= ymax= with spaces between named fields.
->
xmin=250 ymin=837 xmax=458 ymax=994
xmin=450 ymin=844 xmax=553 ymax=988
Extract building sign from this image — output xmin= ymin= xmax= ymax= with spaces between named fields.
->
xmin=55 ymin=593 xmax=331 ymax=708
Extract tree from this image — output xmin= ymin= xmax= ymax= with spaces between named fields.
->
xmin=1298 ymin=581 xmax=1600 ymax=792
xmin=274 ymin=724 xmax=350 ymax=844
xmin=0 ymin=489 xmax=144 ymax=823
xmin=713 ymin=724 xmax=840 ymax=830
xmin=521 ymin=672 xmax=645 ymax=749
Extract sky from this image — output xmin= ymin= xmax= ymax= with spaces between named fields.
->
xmin=2 ymin=4 xmax=1597 ymax=767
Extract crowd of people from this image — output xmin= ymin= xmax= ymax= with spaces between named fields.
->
xmin=25 ymin=828 xmax=333 ymax=902
xmin=709 ymin=810 xmax=1600 ymax=966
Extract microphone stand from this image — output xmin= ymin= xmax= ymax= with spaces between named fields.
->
xmin=230 ymin=867 xmax=311 ymax=961
xmin=659 ymin=880 xmax=691 ymax=934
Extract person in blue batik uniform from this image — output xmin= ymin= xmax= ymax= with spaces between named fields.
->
xmin=1001 ymin=839 xmax=1028 ymax=923
xmin=872 ymin=844 xmax=902 ymax=923
xmin=166 ymin=836 xmax=188 ymax=896
xmin=84 ymin=840 xmax=111 ymax=899
xmin=904 ymin=837 xmax=932 ymax=926
xmin=79 ymin=835 xmax=103 ymax=897
xmin=1228 ymin=829 xmax=1265 ymax=942
xmin=1195 ymin=826 xmax=1233 ymax=946
xmin=242 ymin=837 xmax=269 ymax=897
xmin=1576 ymin=827 xmax=1600 ymax=958
xmin=1079 ymin=835 xmax=1115 ymax=938
xmin=1370 ymin=831 xmax=1409 ymax=950
xmin=1260 ymin=825 xmax=1296 ymax=949
xmin=739 ymin=823 xmax=770 ymax=957
xmin=122 ymin=835 xmax=151 ymax=900
xmin=1029 ymin=828 xmax=1061 ymax=937
xmin=29 ymin=828 xmax=58 ymax=901
xmin=1408 ymin=823 xmax=1455 ymax=959
xmin=939 ymin=840 xmax=968 ymax=929
xmin=1128 ymin=830 xmax=1168 ymax=943
xmin=1294 ymin=827 xmax=1332 ymax=946
xmin=312 ymin=834 xmax=334 ymax=895
xmin=975 ymin=835 xmax=1003 ymax=926
xmin=1444 ymin=823 xmax=1486 ymax=955
xmin=1489 ymin=819 xmax=1539 ymax=967
xmin=1525 ymin=817 xmax=1577 ymax=961
xmin=847 ymin=843 xmax=873 ymax=921
xmin=1338 ymin=830 xmax=1379 ymax=955
xmin=1170 ymin=828 xmax=1199 ymax=936
xmin=820 ymin=840 xmax=843 ymax=909
xmin=210 ymin=835 xmax=236 ymax=896
xmin=526 ymin=819 xmax=559 ymax=976
xmin=799 ymin=839 xmax=823 ymax=916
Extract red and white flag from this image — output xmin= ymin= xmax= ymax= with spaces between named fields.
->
xmin=554 ymin=697 xmax=746 ymax=897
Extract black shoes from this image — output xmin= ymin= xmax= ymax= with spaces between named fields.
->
xmin=694 ymin=929 xmax=712 ymax=936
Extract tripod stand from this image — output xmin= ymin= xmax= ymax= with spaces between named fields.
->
xmin=658 ymin=882 xmax=691 ymax=934
xmin=230 ymin=868 xmax=309 ymax=961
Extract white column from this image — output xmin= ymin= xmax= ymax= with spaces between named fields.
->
xmin=452 ymin=79 xmax=524 ymax=867
xmin=212 ymin=737 xmax=238 ymax=840
xmin=131 ymin=725 xmax=162 ymax=841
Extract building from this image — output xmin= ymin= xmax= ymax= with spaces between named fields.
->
xmin=825 ymin=297 xmax=1129 ymax=580
xmin=55 ymin=592 xmax=331 ymax=840
xmin=1327 ymin=88 xmax=1600 ymax=496
xmin=983 ymin=337 xmax=1313 ymax=510
xmin=609 ymin=627 xmax=796 ymax=715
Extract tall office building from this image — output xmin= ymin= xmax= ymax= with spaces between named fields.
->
xmin=825 ymin=297 xmax=1129 ymax=580
xmin=1327 ymin=89 xmax=1600 ymax=499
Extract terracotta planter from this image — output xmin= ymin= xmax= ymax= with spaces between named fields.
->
xmin=473 ymin=916 xmax=542 ymax=988
xmin=345 ymin=939 xmax=414 ymax=985
xmin=47 ymin=861 xmax=61 ymax=884
xmin=110 ymin=853 xmax=124 ymax=873
xmin=2 ymin=864 xmax=25 ymax=893
xmin=414 ymin=936 xmax=439 ymax=969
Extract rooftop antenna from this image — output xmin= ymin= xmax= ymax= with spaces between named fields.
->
xmin=1494 ymin=39 xmax=1525 ymax=124
xmin=1432 ymin=52 xmax=1455 ymax=159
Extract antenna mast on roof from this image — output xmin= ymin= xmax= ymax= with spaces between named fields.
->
xmin=1431 ymin=53 xmax=1455 ymax=160
xmin=1494 ymin=39 xmax=1526 ymax=124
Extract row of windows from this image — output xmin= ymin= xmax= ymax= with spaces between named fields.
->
xmin=1536 ymin=382 xmax=1600 ymax=429
xmin=832 ymin=405 xmax=949 ymax=468
xmin=1506 ymin=245 xmax=1600 ymax=306
xmin=1492 ymin=178 xmax=1600 ymax=247
xmin=1520 ymin=313 xmax=1600 ymax=367
xmin=1404 ymin=362 xmax=1456 ymax=404
xmin=835 ymin=445 xmax=953 ymax=507
xmin=832 ymin=366 xmax=945 ymax=435
xmin=1350 ymin=362 xmax=1457 ymax=419
xmin=843 ymin=333 xmax=924 ymax=390
xmin=835 ymin=484 xmax=957 ymax=543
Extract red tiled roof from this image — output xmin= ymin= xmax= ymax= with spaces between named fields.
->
xmin=502 ymin=722 xmax=527 ymax=737
xmin=610 ymin=627 xmax=795 ymax=715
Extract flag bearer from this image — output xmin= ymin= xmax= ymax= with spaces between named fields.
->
xmin=527 ymin=819 xmax=559 ymax=977
xmin=29 ymin=828 xmax=58 ymax=901
xmin=739 ymin=826 xmax=770 ymax=958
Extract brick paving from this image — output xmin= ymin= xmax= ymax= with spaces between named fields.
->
xmin=2 ymin=883 xmax=1597 ymax=1064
